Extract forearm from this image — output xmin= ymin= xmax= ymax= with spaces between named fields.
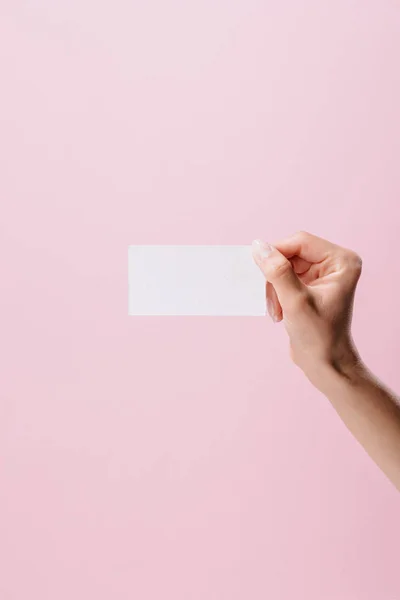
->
xmin=313 ymin=360 xmax=400 ymax=491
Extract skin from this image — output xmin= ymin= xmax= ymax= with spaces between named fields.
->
xmin=252 ymin=232 xmax=400 ymax=491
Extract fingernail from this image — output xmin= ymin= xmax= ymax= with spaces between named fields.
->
xmin=252 ymin=239 xmax=274 ymax=260
xmin=266 ymin=298 xmax=278 ymax=323
xmin=266 ymin=297 xmax=274 ymax=320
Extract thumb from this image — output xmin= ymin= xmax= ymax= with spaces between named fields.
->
xmin=252 ymin=239 xmax=306 ymax=312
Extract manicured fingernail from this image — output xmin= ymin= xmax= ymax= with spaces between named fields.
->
xmin=252 ymin=239 xmax=274 ymax=260
xmin=266 ymin=296 xmax=273 ymax=318
xmin=266 ymin=297 xmax=279 ymax=322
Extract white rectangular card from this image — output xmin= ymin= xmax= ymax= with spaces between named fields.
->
xmin=128 ymin=245 xmax=266 ymax=316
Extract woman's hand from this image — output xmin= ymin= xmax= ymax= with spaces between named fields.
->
xmin=253 ymin=232 xmax=400 ymax=491
xmin=252 ymin=232 xmax=363 ymax=388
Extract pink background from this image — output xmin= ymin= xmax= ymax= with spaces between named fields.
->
xmin=1 ymin=2 xmax=400 ymax=599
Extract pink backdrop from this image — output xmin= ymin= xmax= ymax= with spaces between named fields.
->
xmin=1 ymin=2 xmax=400 ymax=599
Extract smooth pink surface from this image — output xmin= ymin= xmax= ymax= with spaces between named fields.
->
xmin=1 ymin=2 xmax=400 ymax=598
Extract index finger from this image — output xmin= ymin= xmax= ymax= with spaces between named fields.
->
xmin=273 ymin=231 xmax=338 ymax=263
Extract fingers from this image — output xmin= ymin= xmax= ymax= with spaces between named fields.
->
xmin=252 ymin=235 xmax=362 ymax=322
xmin=278 ymin=232 xmax=362 ymax=285
xmin=252 ymin=240 xmax=307 ymax=314
xmin=273 ymin=231 xmax=362 ymax=284
xmin=274 ymin=231 xmax=336 ymax=262
xmin=340 ymin=251 xmax=363 ymax=287
xmin=290 ymin=256 xmax=311 ymax=275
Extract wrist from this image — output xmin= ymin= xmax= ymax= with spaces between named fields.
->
xmin=304 ymin=344 xmax=367 ymax=394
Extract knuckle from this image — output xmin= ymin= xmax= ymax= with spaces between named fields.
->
xmin=271 ymin=259 xmax=292 ymax=278
xmin=294 ymin=230 xmax=311 ymax=242
xmin=344 ymin=251 xmax=363 ymax=276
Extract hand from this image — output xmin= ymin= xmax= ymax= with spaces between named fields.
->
xmin=252 ymin=232 xmax=363 ymax=387
xmin=252 ymin=232 xmax=400 ymax=491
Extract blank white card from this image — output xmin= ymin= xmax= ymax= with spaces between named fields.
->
xmin=128 ymin=245 xmax=266 ymax=316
